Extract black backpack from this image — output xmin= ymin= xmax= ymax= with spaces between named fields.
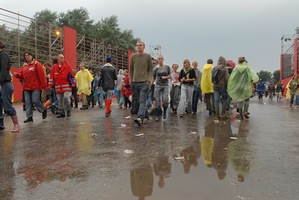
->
xmin=212 ymin=67 xmax=224 ymax=84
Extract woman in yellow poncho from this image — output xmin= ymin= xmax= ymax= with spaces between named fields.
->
xmin=75 ymin=63 xmax=94 ymax=110
xmin=200 ymin=59 xmax=214 ymax=115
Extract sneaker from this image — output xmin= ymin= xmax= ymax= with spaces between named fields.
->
xmin=243 ymin=112 xmax=249 ymax=119
xmin=214 ymin=116 xmax=220 ymax=123
xmin=134 ymin=118 xmax=143 ymax=126
xmin=80 ymin=106 xmax=88 ymax=110
xmin=179 ymin=114 xmax=184 ymax=118
xmin=105 ymin=111 xmax=111 ymax=117
xmin=24 ymin=117 xmax=33 ymax=123
xmin=57 ymin=113 xmax=65 ymax=118
xmin=50 ymin=105 xmax=56 ymax=114
xmin=42 ymin=109 xmax=47 ymax=119
xmin=67 ymin=111 xmax=71 ymax=117
xmin=155 ymin=115 xmax=161 ymax=122
xmin=221 ymin=114 xmax=229 ymax=120
xmin=230 ymin=136 xmax=238 ymax=140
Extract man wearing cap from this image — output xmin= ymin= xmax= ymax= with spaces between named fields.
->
xmin=129 ymin=40 xmax=153 ymax=126
xmin=101 ymin=56 xmax=117 ymax=117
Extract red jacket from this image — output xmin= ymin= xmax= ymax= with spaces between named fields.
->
xmin=49 ymin=61 xmax=74 ymax=94
xmin=122 ymin=75 xmax=132 ymax=97
xmin=15 ymin=60 xmax=47 ymax=90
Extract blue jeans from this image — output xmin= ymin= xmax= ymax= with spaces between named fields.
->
xmin=0 ymin=92 xmax=4 ymax=127
xmin=213 ymin=86 xmax=228 ymax=117
xmin=24 ymin=90 xmax=44 ymax=118
xmin=192 ymin=86 xmax=202 ymax=112
xmin=132 ymin=82 xmax=149 ymax=119
xmin=56 ymin=92 xmax=71 ymax=112
xmin=0 ymin=82 xmax=16 ymax=116
xmin=117 ymin=90 xmax=124 ymax=106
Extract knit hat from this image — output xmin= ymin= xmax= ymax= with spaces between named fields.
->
xmin=106 ymin=56 xmax=112 ymax=63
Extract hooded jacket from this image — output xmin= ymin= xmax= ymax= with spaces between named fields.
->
xmin=200 ymin=63 xmax=214 ymax=94
xmin=227 ymin=62 xmax=259 ymax=101
xmin=213 ymin=56 xmax=229 ymax=88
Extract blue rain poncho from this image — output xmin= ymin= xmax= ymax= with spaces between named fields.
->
xmin=227 ymin=63 xmax=259 ymax=101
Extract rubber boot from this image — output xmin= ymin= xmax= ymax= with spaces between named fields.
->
xmin=44 ymin=99 xmax=52 ymax=109
xmin=11 ymin=115 xmax=20 ymax=132
xmin=0 ymin=118 xmax=5 ymax=130
xmin=155 ymin=107 xmax=162 ymax=122
xmin=105 ymin=99 xmax=112 ymax=117
xmin=163 ymin=107 xmax=167 ymax=119
xmin=57 ymin=110 xmax=65 ymax=118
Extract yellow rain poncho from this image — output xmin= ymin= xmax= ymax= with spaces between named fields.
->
xmin=75 ymin=69 xmax=94 ymax=95
xmin=200 ymin=64 xmax=214 ymax=94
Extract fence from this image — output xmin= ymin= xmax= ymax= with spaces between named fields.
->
xmin=0 ymin=7 xmax=129 ymax=70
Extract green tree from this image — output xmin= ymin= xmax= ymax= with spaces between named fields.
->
xmin=91 ymin=15 xmax=138 ymax=49
xmin=257 ymin=70 xmax=272 ymax=82
xmin=272 ymin=70 xmax=280 ymax=84
xmin=58 ymin=7 xmax=94 ymax=35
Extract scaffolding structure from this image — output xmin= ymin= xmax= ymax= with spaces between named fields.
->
xmin=0 ymin=8 xmax=128 ymax=70
xmin=280 ymin=29 xmax=299 ymax=79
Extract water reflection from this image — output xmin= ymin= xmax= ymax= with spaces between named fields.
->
xmin=16 ymin=130 xmax=88 ymax=189
xmin=0 ymin=132 xmax=17 ymax=200
xmin=228 ymin=121 xmax=252 ymax=182
xmin=201 ymin=119 xmax=253 ymax=182
xmin=180 ymin=135 xmax=200 ymax=174
xmin=212 ymin=121 xmax=231 ymax=180
xmin=130 ymin=137 xmax=154 ymax=200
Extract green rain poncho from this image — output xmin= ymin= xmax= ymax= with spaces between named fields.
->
xmin=227 ymin=63 xmax=259 ymax=101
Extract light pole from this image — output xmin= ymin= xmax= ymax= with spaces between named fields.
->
xmin=149 ymin=44 xmax=161 ymax=59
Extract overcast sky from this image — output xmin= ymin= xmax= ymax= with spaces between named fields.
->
xmin=2 ymin=0 xmax=299 ymax=72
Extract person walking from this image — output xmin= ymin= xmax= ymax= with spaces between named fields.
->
xmin=150 ymin=54 xmax=171 ymax=121
xmin=75 ymin=63 xmax=94 ymax=110
xmin=100 ymin=56 xmax=117 ymax=117
xmin=170 ymin=63 xmax=180 ymax=114
xmin=48 ymin=54 xmax=75 ymax=118
xmin=227 ymin=57 xmax=259 ymax=119
xmin=122 ymin=69 xmax=132 ymax=109
xmin=14 ymin=51 xmax=48 ymax=123
xmin=200 ymin=59 xmax=214 ymax=115
xmin=286 ymin=74 xmax=299 ymax=108
xmin=178 ymin=59 xmax=196 ymax=118
xmin=93 ymin=70 xmax=105 ymax=108
xmin=191 ymin=60 xmax=202 ymax=114
xmin=116 ymin=69 xmax=124 ymax=109
xmin=0 ymin=41 xmax=20 ymax=132
xmin=213 ymin=56 xmax=229 ymax=122
xmin=129 ymin=41 xmax=153 ymax=126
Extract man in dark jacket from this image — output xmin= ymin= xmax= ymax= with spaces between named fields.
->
xmin=101 ymin=56 xmax=117 ymax=117
xmin=0 ymin=41 xmax=20 ymax=132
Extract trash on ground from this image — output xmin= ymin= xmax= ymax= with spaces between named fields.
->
xmin=124 ymin=149 xmax=134 ymax=154
xmin=135 ymin=133 xmax=144 ymax=137
xmin=91 ymin=133 xmax=97 ymax=137
xmin=174 ymin=156 xmax=184 ymax=160
xmin=125 ymin=116 xmax=131 ymax=119
xmin=121 ymin=123 xmax=126 ymax=127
